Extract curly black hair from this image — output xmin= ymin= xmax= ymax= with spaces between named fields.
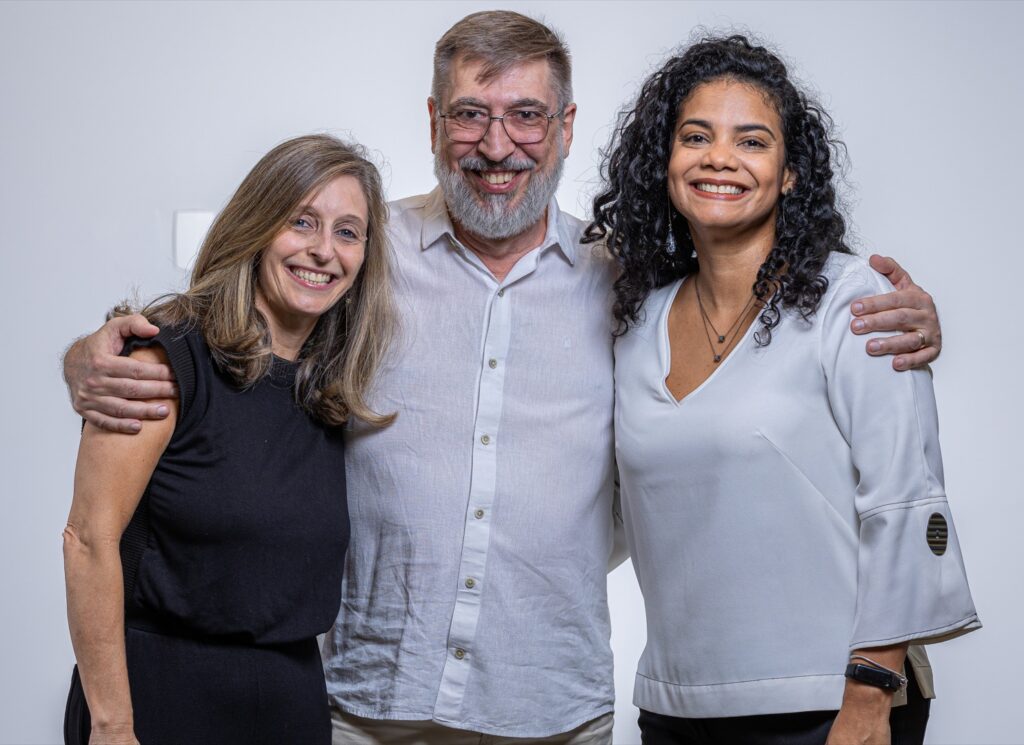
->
xmin=584 ymin=34 xmax=850 ymax=341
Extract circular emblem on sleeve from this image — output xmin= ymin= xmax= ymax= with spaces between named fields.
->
xmin=926 ymin=513 xmax=948 ymax=556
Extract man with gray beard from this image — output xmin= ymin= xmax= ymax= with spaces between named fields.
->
xmin=63 ymin=11 xmax=944 ymax=745
xmin=321 ymin=15 xmax=622 ymax=743
xmin=434 ymin=143 xmax=564 ymax=241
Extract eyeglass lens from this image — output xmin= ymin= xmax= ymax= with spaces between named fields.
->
xmin=444 ymin=110 xmax=552 ymax=145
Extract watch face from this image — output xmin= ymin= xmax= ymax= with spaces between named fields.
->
xmin=861 ymin=665 xmax=893 ymax=687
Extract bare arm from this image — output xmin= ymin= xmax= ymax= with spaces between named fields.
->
xmin=849 ymin=255 xmax=942 ymax=371
xmin=63 ymin=346 xmax=176 ymax=744
xmin=63 ymin=314 xmax=178 ymax=434
xmin=826 ymin=643 xmax=908 ymax=745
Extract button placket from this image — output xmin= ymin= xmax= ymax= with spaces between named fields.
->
xmin=433 ymin=280 xmax=514 ymax=721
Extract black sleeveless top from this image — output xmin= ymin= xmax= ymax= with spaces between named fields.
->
xmin=119 ymin=327 xmax=349 ymax=645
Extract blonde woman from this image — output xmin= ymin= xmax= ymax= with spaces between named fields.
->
xmin=62 ymin=134 xmax=394 ymax=745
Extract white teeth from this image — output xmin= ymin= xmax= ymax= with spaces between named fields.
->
xmin=292 ymin=268 xmax=332 ymax=285
xmin=483 ymin=171 xmax=514 ymax=185
xmin=696 ymin=183 xmax=745 ymax=195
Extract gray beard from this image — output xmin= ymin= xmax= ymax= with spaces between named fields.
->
xmin=434 ymin=148 xmax=564 ymax=241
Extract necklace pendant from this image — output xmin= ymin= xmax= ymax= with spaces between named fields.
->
xmin=713 ymin=354 xmax=722 ymax=363
xmin=717 ymin=335 xmax=725 ymax=343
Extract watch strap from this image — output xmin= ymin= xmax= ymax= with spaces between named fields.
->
xmin=845 ymin=662 xmax=908 ymax=692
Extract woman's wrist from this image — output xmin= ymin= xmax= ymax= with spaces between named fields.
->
xmin=88 ymin=721 xmax=139 ymax=745
xmin=842 ymin=677 xmax=895 ymax=706
xmin=838 ymin=678 xmax=894 ymax=728
xmin=87 ymin=702 xmax=134 ymax=732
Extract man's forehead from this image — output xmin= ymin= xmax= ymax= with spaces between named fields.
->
xmin=446 ymin=56 xmax=555 ymax=105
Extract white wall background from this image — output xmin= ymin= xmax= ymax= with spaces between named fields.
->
xmin=1 ymin=2 xmax=1019 ymax=743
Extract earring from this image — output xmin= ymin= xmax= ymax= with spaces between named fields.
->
xmin=665 ymin=194 xmax=677 ymax=256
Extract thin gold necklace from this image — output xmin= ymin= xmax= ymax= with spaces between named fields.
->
xmin=694 ymin=280 xmax=756 ymax=363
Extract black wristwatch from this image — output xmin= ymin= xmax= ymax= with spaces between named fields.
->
xmin=845 ymin=663 xmax=908 ymax=692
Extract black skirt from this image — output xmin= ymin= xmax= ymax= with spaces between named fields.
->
xmin=64 ymin=627 xmax=330 ymax=745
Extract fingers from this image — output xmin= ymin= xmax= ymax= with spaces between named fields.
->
xmin=78 ymin=394 xmax=170 ymax=428
xmin=72 ymin=359 xmax=176 ymax=417
xmin=97 ymin=395 xmax=170 ymax=420
xmin=862 ymin=330 xmax=939 ymax=371
xmin=109 ymin=313 xmax=159 ymax=341
xmin=850 ymin=283 xmax=942 ymax=372
xmin=864 ymin=331 xmax=928 ymax=357
xmin=868 ymin=253 xmax=913 ymax=289
xmin=97 ymin=353 xmax=177 ymax=383
xmin=81 ymin=409 xmax=142 ymax=434
xmin=850 ymin=306 xmax=932 ymax=334
xmin=84 ymin=375 xmax=178 ymax=401
xmin=868 ymin=253 xmax=898 ymax=275
xmin=851 ymin=291 xmax=903 ymax=316
xmin=73 ymin=366 xmax=176 ymax=423
xmin=851 ymin=286 xmax=934 ymax=323
xmin=891 ymin=346 xmax=939 ymax=371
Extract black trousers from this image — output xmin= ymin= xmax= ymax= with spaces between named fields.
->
xmin=639 ymin=666 xmax=930 ymax=745
xmin=64 ymin=626 xmax=330 ymax=745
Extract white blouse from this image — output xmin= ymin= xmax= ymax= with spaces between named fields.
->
xmin=614 ymin=252 xmax=979 ymax=718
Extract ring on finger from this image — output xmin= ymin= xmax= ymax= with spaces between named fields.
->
xmin=915 ymin=330 xmax=927 ymax=350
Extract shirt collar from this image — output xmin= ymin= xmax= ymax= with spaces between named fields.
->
xmin=419 ymin=186 xmax=577 ymax=266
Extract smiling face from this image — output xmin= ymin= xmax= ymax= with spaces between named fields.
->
xmin=429 ymin=56 xmax=576 ymax=241
xmin=256 ymin=175 xmax=368 ymax=344
xmin=668 ymin=78 xmax=794 ymax=242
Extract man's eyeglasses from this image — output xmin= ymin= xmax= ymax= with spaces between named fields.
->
xmin=439 ymin=108 xmax=561 ymax=145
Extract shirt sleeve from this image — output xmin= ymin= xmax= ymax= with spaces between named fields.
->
xmin=818 ymin=260 xmax=980 ymax=650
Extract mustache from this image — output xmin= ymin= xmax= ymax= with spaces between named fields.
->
xmin=457 ymin=155 xmax=536 ymax=172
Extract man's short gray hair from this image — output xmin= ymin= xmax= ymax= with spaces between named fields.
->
xmin=432 ymin=11 xmax=573 ymax=113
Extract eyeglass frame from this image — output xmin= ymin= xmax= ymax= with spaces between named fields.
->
xmin=437 ymin=106 xmax=565 ymax=146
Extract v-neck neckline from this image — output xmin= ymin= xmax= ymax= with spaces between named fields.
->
xmin=659 ymin=276 xmax=760 ymax=407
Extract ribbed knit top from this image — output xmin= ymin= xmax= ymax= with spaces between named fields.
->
xmin=119 ymin=326 xmax=349 ymax=645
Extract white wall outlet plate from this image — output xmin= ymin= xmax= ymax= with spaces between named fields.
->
xmin=173 ymin=210 xmax=215 ymax=271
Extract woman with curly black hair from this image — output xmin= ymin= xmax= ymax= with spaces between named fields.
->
xmin=588 ymin=36 xmax=979 ymax=744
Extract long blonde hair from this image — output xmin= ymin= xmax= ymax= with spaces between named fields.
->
xmin=142 ymin=134 xmax=395 ymax=427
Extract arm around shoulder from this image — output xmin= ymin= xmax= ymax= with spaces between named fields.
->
xmin=848 ymin=254 xmax=943 ymax=370
xmin=63 ymin=314 xmax=178 ymax=434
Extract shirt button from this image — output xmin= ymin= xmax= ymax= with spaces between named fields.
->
xmin=474 ymin=509 xmax=485 ymax=519
xmin=465 ymin=577 xmax=476 ymax=589
xmin=480 ymin=434 xmax=491 ymax=445
xmin=488 ymin=358 xmax=498 ymax=369
xmin=497 ymin=288 xmax=505 ymax=297
xmin=454 ymin=648 xmax=466 ymax=660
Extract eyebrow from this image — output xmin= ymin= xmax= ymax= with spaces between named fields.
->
xmin=678 ymin=118 xmax=778 ymax=140
xmin=448 ymin=96 xmax=551 ymax=111
xmin=736 ymin=124 xmax=777 ymax=139
xmin=509 ymin=97 xmax=550 ymax=110
xmin=335 ymin=214 xmax=367 ymax=230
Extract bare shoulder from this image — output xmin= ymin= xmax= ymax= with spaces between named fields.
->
xmin=128 ymin=343 xmax=171 ymax=368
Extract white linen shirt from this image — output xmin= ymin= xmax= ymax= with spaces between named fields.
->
xmin=614 ymin=253 xmax=979 ymax=718
xmin=322 ymin=189 xmax=619 ymax=737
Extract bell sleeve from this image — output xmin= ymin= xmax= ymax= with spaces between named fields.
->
xmin=818 ymin=259 xmax=980 ymax=650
